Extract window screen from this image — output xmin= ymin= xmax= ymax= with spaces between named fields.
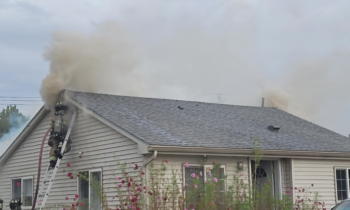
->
xmin=12 ymin=179 xmax=21 ymax=200
xmin=79 ymin=172 xmax=89 ymax=210
xmin=336 ymin=169 xmax=347 ymax=200
xmin=184 ymin=166 xmax=204 ymax=208
xmin=23 ymin=179 xmax=33 ymax=206
xmin=90 ymin=171 xmax=102 ymax=210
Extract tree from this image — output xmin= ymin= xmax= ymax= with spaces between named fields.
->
xmin=0 ymin=105 xmax=29 ymax=139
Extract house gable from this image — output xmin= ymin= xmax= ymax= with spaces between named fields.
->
xmin=0 ymin=106 xmax=144 ymax=207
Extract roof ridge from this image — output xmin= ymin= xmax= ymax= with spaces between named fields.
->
xmin=66 ymin=89 xmax=275 ymax=109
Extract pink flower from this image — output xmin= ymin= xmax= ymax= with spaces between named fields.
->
xmin=200 ymin=171 xmax=202 ymax=176
xmin=72 ymin=204 xmax=75 ymax=207
xmin=212 ymin=162 xmax=215 ymax=165
xmin=67 ymin=172 xmax=72 ymax=177
xmin=286 ymin=191 xmax=290 ymax=194
xmin=36 ymin=201 xmax=40 ymax=204
xmin=134 ymin=164 xmax=139 ymax=170
xmin=191 ymin=173 xmax=195 ymax=178
xmin=80 ymin=203 xmax=83 ymax=206
xmin=65 ymin=197 xmax=69 ymax=200
xmin=266 ymin=181 xmax=270 ymax=185
xmin=67 ymin=163 xmax=71 ymax=167
xmin=75 ymin=194 xmax=79 ymax=198
xmin=141 ymin=172 xmax=145 ymax=175
xmin=17 ymin=182 xmax=21 ymax=186
xmin=185 ymin=163 xmax=189 ymax=167
xmin=118 ymin=184 xmax=122 ymax=188
xmin=213 ymin=177 xmax=218 ymax=182
xmin=116 ymin=177 xmax=122 ymax=180
xmin=164 ymin=160 xmax=168 ymax=163
xmin=194 ymin=184 xmax=198 ymax=189
xmin=197 ymin=176 xmax=199 ymax=179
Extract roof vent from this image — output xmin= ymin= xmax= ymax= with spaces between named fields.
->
xmin=267 ymin=125 xmax=280 ymax=132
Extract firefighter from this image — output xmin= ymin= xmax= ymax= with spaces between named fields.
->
xmin=48 ymin=102 xmax=72 ymax=168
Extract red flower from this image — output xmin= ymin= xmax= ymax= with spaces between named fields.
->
xmin=67 ymin=172 xmax=72 ymax=177
xmin=134 ymin=164 xmax=139 ymax=170
xmin=17 ymin=182 xmax=21 ymax=187
xmin=164 ymin=160 xmax=168 ymax=163
xmin=65 ymin=197 xmax=69 ymax=200
xmin=141 ymin=172 xmax=145 ymax=175
xmin=286 ymin=191 xmax=290 ymax=194
xmin=266 ymin=181 xmax=270 ymax=185
xmin=80 ymin=203 xmax=83 ymax=206
xmin=130 ymin=178 xmax=133 ymax=182
xmin=128 ymin=182 xmax=131 ymax=187
xmin=122 ymin=180 xmax=125 ymax=184
xmin=75 ymin=194 xmax=79 ymax=198
xmin=72 ymin=204 xmax=75 ymax=207
xmin=212 ymin=162 xmax=215 ymax=165
xmin=67 ymin=163 xmax=71 ymax=167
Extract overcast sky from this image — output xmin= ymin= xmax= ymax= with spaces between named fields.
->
xmin=1 ymin=0 xmax=350 ymax=156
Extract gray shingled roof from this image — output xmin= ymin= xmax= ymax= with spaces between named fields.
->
xmin=67 ymin=90 xmax=350 ymax=152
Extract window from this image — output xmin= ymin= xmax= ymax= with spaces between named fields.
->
xmin=183 ymin=165 xmax=225 ymax=208
xmin=78 ymin=169 xmax=102 ymax=210
xmin=11 ymin=177 xmax=33 ymax=207
xmin=336 ymin=169 xmax=348 ymax=201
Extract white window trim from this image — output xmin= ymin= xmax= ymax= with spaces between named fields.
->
xmin=334 ymin=167 xmax=350 ymax=202
xmin=77 ymin=168 xmax=103 ymax=210
xmin=11 ymin=176 xmax=34 ymax=209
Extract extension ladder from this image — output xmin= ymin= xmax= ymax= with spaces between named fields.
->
xmin=36 ymin=111 xmax=77 ymax=210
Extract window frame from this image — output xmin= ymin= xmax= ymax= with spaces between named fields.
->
xmin=182 ymin=164 xmax=226 ymax=208
xmin=77 ymin=168 xmax=103 ymax=210
xmin=182 ymin=164 xmax=226 ymax=186
xmin=334 ymin=167 xmax=350 ymax=202
xmin=11 ymin=176 xmax=34 ymax=209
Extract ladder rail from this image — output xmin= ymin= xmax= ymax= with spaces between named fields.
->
xmin=38 ymin=111 xmax=77 ymax=210
xmin=38 ymin=165 xmax=50 ymax=196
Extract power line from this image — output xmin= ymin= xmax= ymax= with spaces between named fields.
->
xmin=0 ymin=104 xmax=43 ymax=106
xmin=0 ymin=96 xmax=41 ymax=98
xmin=0 ymin=99 xmax=42 ymax=101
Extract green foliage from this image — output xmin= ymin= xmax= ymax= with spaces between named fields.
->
xmin=0 ymin=105 xmax=29 ymax=139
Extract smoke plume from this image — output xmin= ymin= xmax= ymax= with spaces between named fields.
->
xmin=39 ymin=1 xmax=350 ymax=135
xmin=0 ymin=114 xmax=30 ymax=157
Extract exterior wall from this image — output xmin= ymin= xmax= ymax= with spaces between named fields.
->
xmin=0 ymin=109 xmax=143 ymax=209
xmin=292 ymin=158 xmax=350 ymax=210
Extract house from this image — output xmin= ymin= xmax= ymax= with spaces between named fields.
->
xmin=1 ymin=90 xmax=350 ymax=210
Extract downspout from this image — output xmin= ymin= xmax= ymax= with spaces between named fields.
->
xmin=143 ymin=151 xmax=157 ymax=206
xmin=143 ymin=151 xmax=157 ymax=167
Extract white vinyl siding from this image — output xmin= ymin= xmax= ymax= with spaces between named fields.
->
xmin=0 ymin=109 xmax=143 ymax=209
xmin=293 ymin=159 xmax=350 ymax=210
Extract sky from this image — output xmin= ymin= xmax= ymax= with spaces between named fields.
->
xmin=1 ymin=0 xmax=350 ymax=156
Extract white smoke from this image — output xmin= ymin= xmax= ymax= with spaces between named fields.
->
xmin=0 ymin=114 xmax=30 ymax=157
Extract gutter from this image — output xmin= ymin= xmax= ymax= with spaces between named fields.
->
xmin=143 ymin=151 xmax=157 ymax=167
xmin=148 ymin=145 xmax=350 ymax=160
